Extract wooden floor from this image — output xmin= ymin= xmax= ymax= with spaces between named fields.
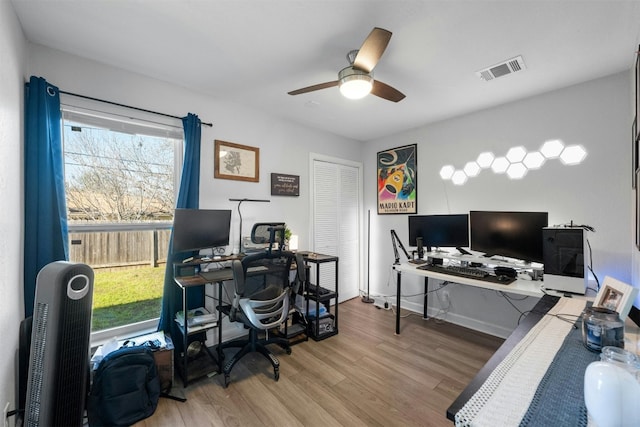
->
xmin=134 ymin=298 xmax=504 ymax=427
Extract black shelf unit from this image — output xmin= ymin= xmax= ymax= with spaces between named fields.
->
xmin=173 ymin=259 xmax=234 ymax=387
xmin=299 ymin=252 xmax=339 ymax=341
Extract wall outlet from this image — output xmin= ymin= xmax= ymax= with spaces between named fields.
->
xmin=442 ymin=290 xmax=450 ymax=303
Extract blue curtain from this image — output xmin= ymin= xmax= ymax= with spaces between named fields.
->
xmin=23 ymin=76 xmax=68 ymax=318
xmin=158 ymin=113 xmax=202 ymax=349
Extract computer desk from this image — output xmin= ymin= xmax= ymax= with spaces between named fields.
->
xmin=392 ymin=257 xmax=567 ymax=335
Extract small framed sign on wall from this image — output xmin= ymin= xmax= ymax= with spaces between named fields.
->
xmin=271 ymin=173 xmax=299 ymax=196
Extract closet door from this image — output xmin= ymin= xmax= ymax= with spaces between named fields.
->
xmin=311 ymin=156 xmax=362 ymax=301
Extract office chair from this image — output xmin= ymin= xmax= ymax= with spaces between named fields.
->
xmin=250 ymin=222 xmax=284 ymax=249
xmin=219 ymin=248 xmax=305 ymax=387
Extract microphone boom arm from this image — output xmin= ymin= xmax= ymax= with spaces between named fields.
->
xmin=390 ymin=229 xmax=411 ymax=265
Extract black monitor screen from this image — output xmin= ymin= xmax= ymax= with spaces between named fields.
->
xmin=172 ymin=208 xmax=232 ymax=253
xmin=408 ymin=214 xmax=469 ymax=250
xmin=470 ymin=211 xmax=548 ymax=263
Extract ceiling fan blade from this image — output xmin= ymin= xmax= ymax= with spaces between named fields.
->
xmin=353 ymin=27 xmax=392 ymax=73
xmin=371 ymin=80 xmax=405 ymax=102
xmin=288 ymin=81 xmax=339 ymax=96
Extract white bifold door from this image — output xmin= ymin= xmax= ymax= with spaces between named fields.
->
xmin=310 ymin=154 xmax=363 ymax=301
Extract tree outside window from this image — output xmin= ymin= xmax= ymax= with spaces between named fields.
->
xmin=63 ymin=117 xmax=179 ymax=334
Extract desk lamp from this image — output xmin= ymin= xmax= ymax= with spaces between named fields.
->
xmin=229 ymin=198 xmax=270 ymax=254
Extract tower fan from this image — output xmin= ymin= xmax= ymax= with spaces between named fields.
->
xmin=24 ymin=261 xmax=94 ymax=427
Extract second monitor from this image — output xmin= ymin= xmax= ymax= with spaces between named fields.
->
xmin=408 ymin=214 xmax=469 ymax=252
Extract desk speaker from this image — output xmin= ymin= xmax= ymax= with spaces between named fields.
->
xmin=543 ymin=227 xmax=587 ymax=294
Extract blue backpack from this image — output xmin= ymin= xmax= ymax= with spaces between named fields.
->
xmin=87 ymin=346 xmax=160 ymax=426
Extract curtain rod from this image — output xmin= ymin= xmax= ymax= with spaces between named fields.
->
xmin=58 ymin=89 xmax=213 ymax=127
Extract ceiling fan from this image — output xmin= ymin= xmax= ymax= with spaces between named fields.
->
xmin=288 ymin=27 xmax=405 ymax=102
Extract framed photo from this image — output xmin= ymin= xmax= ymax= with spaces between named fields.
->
xmin=214 ymin=140 xmax=259 ymax=182
xmin=377 ymin=144 xmax=417 ymax=214
xmin=594 ymin=276 xmax=639 ymax=318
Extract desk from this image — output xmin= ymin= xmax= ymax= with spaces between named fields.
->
xmin=392 ymin=261 xmax=548 ymax=335
xmin=174 ymin=253 xmax=310 ymax=385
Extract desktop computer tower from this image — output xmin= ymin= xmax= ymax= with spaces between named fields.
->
xmin=542 ymin=227 xmax=587 ymax=294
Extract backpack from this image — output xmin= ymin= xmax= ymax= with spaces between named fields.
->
xmin=87 ymin=345 xmax=160 ymax=427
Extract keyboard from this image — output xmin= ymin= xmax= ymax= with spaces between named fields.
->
xmin=416 ymin=263 xmax=516 ymax=285
xmin=200 ymin=268 xmax=232 ymax=282
xmin=200 ymin=265 xmax=269 ymax=282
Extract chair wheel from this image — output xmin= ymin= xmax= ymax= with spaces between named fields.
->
xmin=224 ymin=374 xmax=230 ymax=388
xmin=274 ymin=368 xmax=280 ymax=381
xmin=285 ymin=347 xmax=292 ymax=355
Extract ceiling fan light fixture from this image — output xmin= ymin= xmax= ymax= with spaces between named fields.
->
xmin=338 ymin=67 xmax=373 ymax=100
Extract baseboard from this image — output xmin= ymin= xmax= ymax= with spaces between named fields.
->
xmin=395 ymin=299 xmax=513 ymax=339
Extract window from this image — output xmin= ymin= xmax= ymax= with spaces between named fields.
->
xmin=61 ymin=101 xmax=183 ymax=342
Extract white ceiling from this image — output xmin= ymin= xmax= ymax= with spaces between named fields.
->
xmin=10 ymin=0 xmax=640 ymax=141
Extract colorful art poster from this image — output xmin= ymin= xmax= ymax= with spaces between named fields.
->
xmin=377 ymin=144 xmax=417 ymax=214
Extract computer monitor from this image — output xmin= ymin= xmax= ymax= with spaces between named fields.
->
xmin=408 ymin=214 xmax=469 ymax=251
xmin=172 ymin=208 xmax=232 ymax=253
xmin=469 ymin=210 xmax=548 ymax=263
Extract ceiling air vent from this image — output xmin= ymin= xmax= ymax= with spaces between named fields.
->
xmin=476 ymin=55 xmax=526 ymax=81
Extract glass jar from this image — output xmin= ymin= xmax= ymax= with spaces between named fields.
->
xmin=581 ymin=306 xmax=625 ymax=352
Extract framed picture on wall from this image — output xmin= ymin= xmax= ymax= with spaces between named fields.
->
xmin=214 ymin=140 xmax=259 ymax=182
xmin=377 ymin=144 xmax=417 ymax=214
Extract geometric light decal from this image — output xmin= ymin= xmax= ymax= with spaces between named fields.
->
xmin=451 ymin=170 xmax=468 ymax=185
xmin=491 ymin=157 xmax=510 ymax=174
xmin=439 ymin=165 xmax=455 ymax=180
xmin=506 ymin=162 xmax=528 ymax=179
xmin=439 ymin=139 xmax=587 ymax=185
xmin=559 ymin=145 xmax=587 ymax=165
xmin=477 ymin=152 xmax=495 ymax=168
xmin=540 ymin=139 xmax=565 ymax=158
xmin=506 ymin=146 xmax=527 ymax=163
xmin=463 ymin=161 xmax=481 ymax=177
xmin=523 ymin=151 xmax=546 ymax=169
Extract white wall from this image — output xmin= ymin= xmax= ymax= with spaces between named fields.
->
xmin=26 ymin=43 xmax=363 ymax=255
xmin=364 ymin=72 xmax=631 ymax=337
xmin=0 ymin=0 xmax=26 ymax=417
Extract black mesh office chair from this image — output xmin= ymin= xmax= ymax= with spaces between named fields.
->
xmin=218 ymin=248 xmax=305 ymax=387
xmin=250 ymin=222 xmax=284 ymax=249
